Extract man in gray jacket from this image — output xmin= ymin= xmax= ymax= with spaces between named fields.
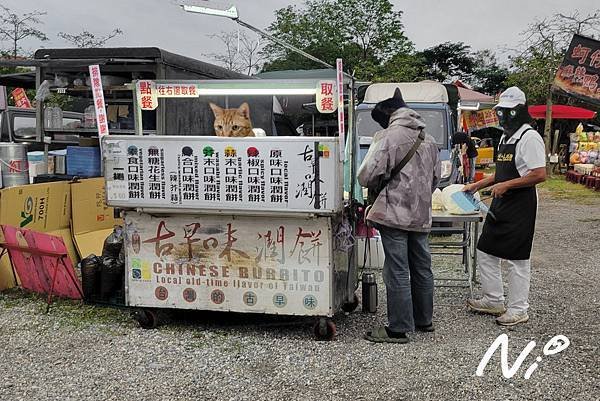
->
xmin=358 ymin=88 xmax=440 ymax=343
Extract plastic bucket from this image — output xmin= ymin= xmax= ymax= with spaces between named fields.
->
xmin=0 ymin=143 xmax=30 ymax=188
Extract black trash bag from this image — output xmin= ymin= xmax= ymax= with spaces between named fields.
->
xmin=100 ymin=256 xmax=119 ymax=302
xmin=100 ymin=254 xmax=126 ymax=305
xmin=102 ymin=226 xmax=124 ymax=259
xmin=80 ymin=254 xmax=101 ymax=302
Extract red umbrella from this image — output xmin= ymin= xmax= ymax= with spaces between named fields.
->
xmin=528 ymin=105 xmax=597 ymax=119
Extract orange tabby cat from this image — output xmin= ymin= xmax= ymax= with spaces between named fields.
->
xmin=209 ymin=102 xmax=254 ymax=137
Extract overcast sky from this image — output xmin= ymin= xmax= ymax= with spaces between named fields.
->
xmin=2 ymin=0 xmax=599 ymax=65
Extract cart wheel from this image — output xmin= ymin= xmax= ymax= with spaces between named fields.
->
xmin=313 ymin=318 xmax=336 ymax=341
xmin=133 ymin=309 xmax=160 ymax=329
xmin=341 ymin=294 xmax=360 ymax=313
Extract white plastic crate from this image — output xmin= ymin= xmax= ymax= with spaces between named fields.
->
xmin=574 ymin=163 xmax=594 ymax=174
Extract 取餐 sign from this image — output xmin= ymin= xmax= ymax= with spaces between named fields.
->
xmin=554 ymin=34 xmax=600 ymax=104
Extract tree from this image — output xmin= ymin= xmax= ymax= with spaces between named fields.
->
xmin=57 ymin=29 xmax=123 ymax=48
xmin=238 ymin=33 xmax=265 ymax=75
xmin=471 ymin=50 xmax=509 ymax=95
xmin=376 ymin=51 xmax=427 ymax=82
xmin=206 ymin=31 xmax=241 ymax=72
xmin=420 ymin=42 xmax=475 ymax=82
xmin=0 ymin=5 xmax=47 ymax=58
xmin=506 ymin=10 xmax=600 ymax=159
xmin=260 ymin=1 xmax=342 ymax=72
xmin=262 ymin=0 xmax=413 ymax=80
xmin=205 ymin=31 xmax=265 ymax=75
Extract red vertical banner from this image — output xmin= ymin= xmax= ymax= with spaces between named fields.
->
xmin=11 ymin=88 xmax=32 ymax=108
xmin=336 ymin=59 xmax=345 ymax=161
xmin=89 ymin=65 xmax=110 ymax=137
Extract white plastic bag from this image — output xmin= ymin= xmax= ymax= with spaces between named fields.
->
xmin=432 ymin=188 xmax=444 ymax=210
xmin=441 ymin=184 xmax=481 ymax=215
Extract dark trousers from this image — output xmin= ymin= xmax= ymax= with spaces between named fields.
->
xmin=377 ymin=224 xmax=434 ymax=333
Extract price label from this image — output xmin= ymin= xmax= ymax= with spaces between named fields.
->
xmin=107 ymin=181 xmax=129 ymax=201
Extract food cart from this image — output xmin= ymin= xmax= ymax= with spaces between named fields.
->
xmin=102 ymin=76 xmax=360 ymax=339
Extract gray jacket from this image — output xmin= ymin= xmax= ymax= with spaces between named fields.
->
xmin=358 ymin=108 xmax=441 ymax=232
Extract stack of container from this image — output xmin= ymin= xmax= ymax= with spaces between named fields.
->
xmin=0 ymin=143 xmax=29 ymax=188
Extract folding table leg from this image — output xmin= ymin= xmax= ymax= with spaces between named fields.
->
xmin=472 ymin=222 xmax=479 ymax=283
xmin=462 ymin=222 xmax=468 ymax=271
xmin=59 ymin=256 xmax=84 ymax=299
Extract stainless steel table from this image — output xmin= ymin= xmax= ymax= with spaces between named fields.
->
xmin=431 ymin=212 xmax=484 ymax=296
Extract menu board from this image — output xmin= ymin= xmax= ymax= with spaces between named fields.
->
xmin=103 ymin=136 xmax=341 ymax=213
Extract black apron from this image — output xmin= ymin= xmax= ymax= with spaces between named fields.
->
xmin=477 ymin=130 xmax=537 ymax=260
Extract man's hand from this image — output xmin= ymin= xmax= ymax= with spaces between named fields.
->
xmin=490 ymin=182 xmax=511 ymax=198
xmin=463 ymin=173 xmax=495 ymax=193
xmin=462 ymin=183 xmax=479 ymax=193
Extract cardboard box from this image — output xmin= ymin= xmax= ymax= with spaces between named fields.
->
xmin=0 ymin=181 xmax=78 ymax=290
xmin=70 ymin=178 xmax=121 ymax=259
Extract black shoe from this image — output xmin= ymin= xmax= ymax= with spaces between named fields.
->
xmin=385 ymin=327 xmax=409 ymax=339
xmin=415 ymin=324 xmax=435 ymax=332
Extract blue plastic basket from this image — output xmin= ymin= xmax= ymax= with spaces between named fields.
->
xmin=66 ymin=146 xmax=101 ymax=177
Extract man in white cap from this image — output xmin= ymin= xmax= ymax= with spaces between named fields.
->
xmin=463 ymin=86 xmax=546 ymax=326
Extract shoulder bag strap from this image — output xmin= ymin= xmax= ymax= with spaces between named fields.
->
xmin=386 ymin=129 xmax=426 ymax=183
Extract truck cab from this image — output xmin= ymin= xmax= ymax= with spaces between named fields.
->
xmin=355 ymin=82 xmax=459 ymax=188
xmin=0 ymin=106 xmax=83 ymax=151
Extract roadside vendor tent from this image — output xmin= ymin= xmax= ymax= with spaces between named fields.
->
xmin=528 ymin=105 xmax=597 ymax=120
xmin=456 ymin=86 xmax=494 ymax=103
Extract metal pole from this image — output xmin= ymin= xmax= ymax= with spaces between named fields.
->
xmin=234 ymin=19 xmax=334 ymax=70
xmin=131 ymin=82 xmax=143 ymax=136
xmin=181 ymin=5 xmax=355 ymax=79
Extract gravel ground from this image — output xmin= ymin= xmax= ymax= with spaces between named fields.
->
xmin=0 ymin=191 xmax=599 ymax=401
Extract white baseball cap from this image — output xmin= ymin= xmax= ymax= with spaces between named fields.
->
xmin=494 ymin=86 xmax=526 ymax=109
